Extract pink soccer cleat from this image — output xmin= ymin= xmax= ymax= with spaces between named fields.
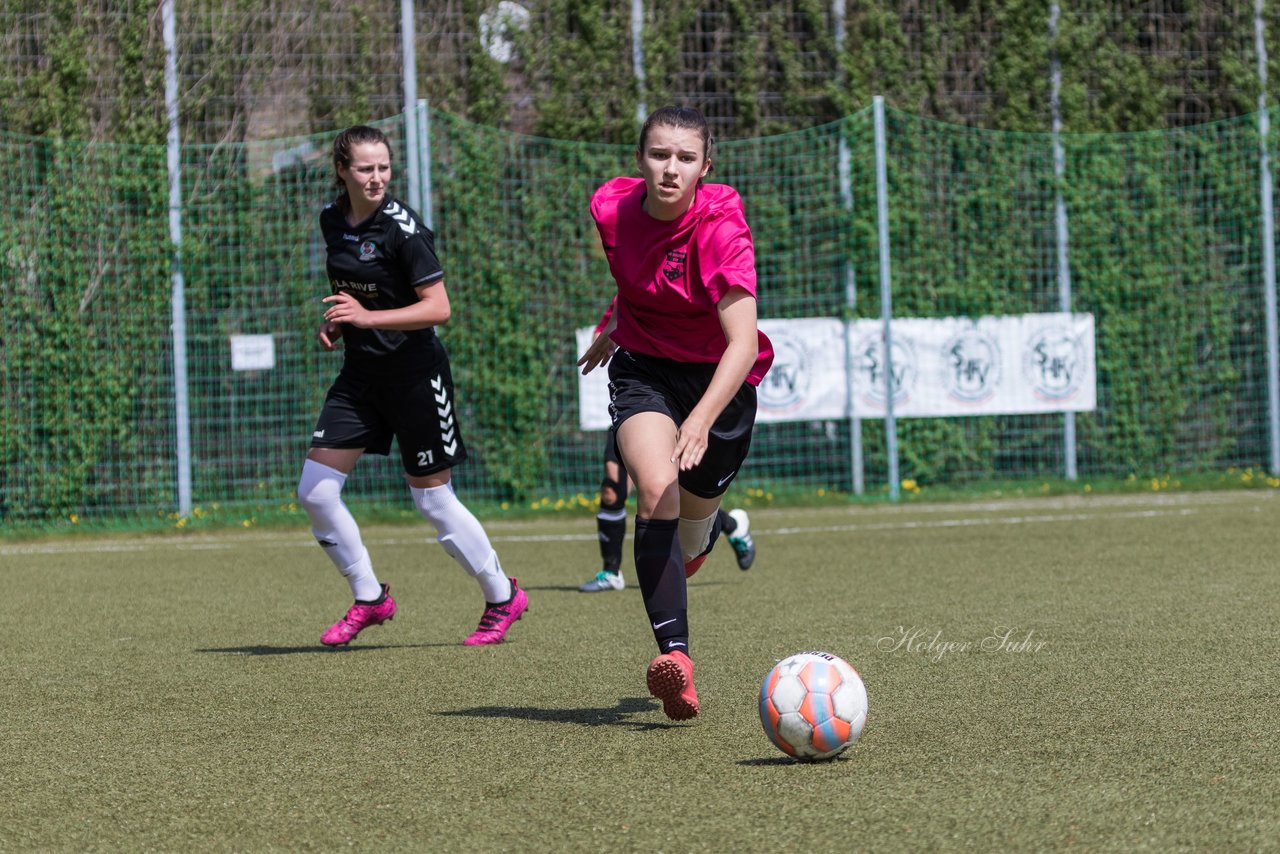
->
xmin=463 ymin=578 xmax=528 ymax=645
xmin=320 ymin=584 xmax=397 ymax=646
xmin=647 ymin=649 xmax=700 ymax=721
xmin=684 ymin=554 xmax=709 ymax=578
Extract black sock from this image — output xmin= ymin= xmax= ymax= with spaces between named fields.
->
xmin=634 ymin=516 xmax=688 ymax=655
xmin=597 ymin=514 xmax=626 ymax=573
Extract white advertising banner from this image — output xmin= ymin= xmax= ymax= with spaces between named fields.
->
xmin=755 ymin=317 xmax=849 ymax=421
xmin=575 ymin=312 xmax=1095 ymax=429
xmin=847 ymin=312 xmax=1096 ymax=417
xmin=574 ymin=318 xmax=848 ymax=430
xmin=575 ymin=326 xmax=614 ymax=431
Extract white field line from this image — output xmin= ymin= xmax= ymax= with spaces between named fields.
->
xmin=0 ymin=506 xmax=1203 ymax=558
xmin=766 ymin=507 xmax=1199 ymax=536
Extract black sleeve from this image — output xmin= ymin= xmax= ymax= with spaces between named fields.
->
xmin=400 ymin=224 xmax=444 ymax=288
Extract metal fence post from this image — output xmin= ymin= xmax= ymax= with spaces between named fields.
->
xmin=632 ymin=0 xmax=647 ymax=125
xmin=401 ymin=0 xmax=422 ymax=216
xmin=834 ymin=0 xmax=865 ymax=495
xmin=873 ymin=95 xmax=900 ymax=500
xmin=1050 ymin=2 xmax=1078 ymax=480
xmin=418 ymin=99 xmax=433 ymax=230
xmin=1257 ymin=0 xmax=1280 ymax=475
xmin=163 ymin=0 xmax=192 ymax=517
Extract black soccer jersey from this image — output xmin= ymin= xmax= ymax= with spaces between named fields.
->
xmin=321 ymin=196 xmax=445 ymax=369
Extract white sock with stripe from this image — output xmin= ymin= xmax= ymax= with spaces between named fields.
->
xmin=297 ymin=459 xmax=382 ymax=601
xmin=411 ymin=483 xmax=512 ymax=603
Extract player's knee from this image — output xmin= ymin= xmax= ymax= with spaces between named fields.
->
xmin=411 ymin=482 xmax=469 ymax=534
xmin=298 ymin=460 xmax=343 ymax=512
xmin=600 ymin=477 xmax=627 ymax=511
xmin=633 ymin=481 xmax=679 ymax=519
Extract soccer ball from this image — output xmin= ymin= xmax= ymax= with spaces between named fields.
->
xmin=759 ymin=651 xmax=868 ymax=761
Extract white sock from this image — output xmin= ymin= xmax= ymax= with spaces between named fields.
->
xmin=298 ymin=459 xmax=382 ymax=601
xmin=411 ymin=483 xmax=512 ymax=603
xmin=339 ymin=552 xmax=382 ymax=602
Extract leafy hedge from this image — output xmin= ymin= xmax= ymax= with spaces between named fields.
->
xmin=2 ymin=2 xmax=1278 ymax=519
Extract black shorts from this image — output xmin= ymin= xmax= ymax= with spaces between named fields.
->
xmin=607 ymin=348 xmax=757 ymax=498
xmin=603 ymin=429 xmax=622 ymax=467
xmin=310 ymin=344 xmax=467 ymax=477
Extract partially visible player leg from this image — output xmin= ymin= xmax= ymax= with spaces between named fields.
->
xmin=582 ymin=433 xmax=628 ymax=592
xmin=299 ymin=452 xmax=397 ymax=646
xmin=618 ymin=411 xmax=699 ymax=720
xmin=411 ymin=476 xmax=527 ymax=645
xmin=396 ymin=362 xmax=527 ymax=645
xmin=720 ymin=507 xmax=755 ymax=570
xmin=677 ymin=380 xmax=758 ymax=575
xmin=637 ymin=514 xmax=699 ymax=721
xmin=678 ymin=501 xmax=724 ymax=577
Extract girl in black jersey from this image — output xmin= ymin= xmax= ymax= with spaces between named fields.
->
xmin=298 ymin=125 xmax=528 ymax=647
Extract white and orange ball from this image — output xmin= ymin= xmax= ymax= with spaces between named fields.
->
xmin=759 ymin=651 xmax=868 ymax=761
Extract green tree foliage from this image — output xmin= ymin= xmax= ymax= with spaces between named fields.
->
xmin=521 ymin=0 xmax=638 ymax=142
xmin=1 ymin=140 xmax=171 ymax=518
xmin=1 ymin=2 xmax=1278 ymax=517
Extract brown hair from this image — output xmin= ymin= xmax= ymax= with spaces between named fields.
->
xmin=637 ymin=106 xmax=714 ymax=165
xmin=332 ymin=125 xmax=391 ymax=209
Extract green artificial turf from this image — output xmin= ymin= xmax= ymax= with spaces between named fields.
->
xmin=2 ymin=490 xmax=1277 ymax=852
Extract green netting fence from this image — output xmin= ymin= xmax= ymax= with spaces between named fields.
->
xmin=2 ymin=103 xmax=1278 ymax=525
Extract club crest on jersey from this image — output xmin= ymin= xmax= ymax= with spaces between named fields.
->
xmin=662 ymin=250 xmax=686 ymax=282
xmin=358 ymin=240 xmax=376 ymax=261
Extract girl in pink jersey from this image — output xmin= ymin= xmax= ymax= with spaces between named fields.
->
xmin=578 ymin=106 xmax=774 ymax=720
xmin=578 ymin=298 xmax=757 ymax=594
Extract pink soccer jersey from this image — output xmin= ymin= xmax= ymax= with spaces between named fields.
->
xmin=593 ymin=296 xmax=615 ymax=335
xmin=591 ymin=177 xmax=773 ymax=385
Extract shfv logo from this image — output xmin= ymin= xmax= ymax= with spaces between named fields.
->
xmin=943 ymin=328 xmax=1001 ymax=402
xmin=1023 ymin=326 xmax=1085 ymax=400
xmin=855 ymin=333 xmax=916 ymax=405
xmin=758 ymin=330 xmax=811 ymax=415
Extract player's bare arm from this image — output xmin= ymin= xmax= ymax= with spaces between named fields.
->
xmin=672 ymin=288 xmax=758 ymax=471
xmin=322 ymin=279 xmax=451 ymax=331
xmin=317 ymin=320 xmax=344 ymax=351
xmin=577 ymin=311 xmax=619 ymax=374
